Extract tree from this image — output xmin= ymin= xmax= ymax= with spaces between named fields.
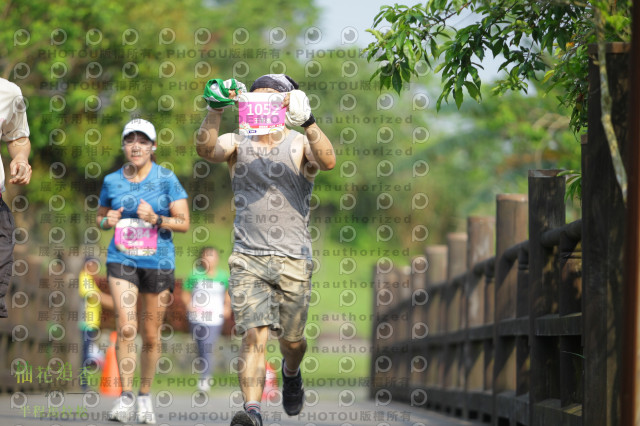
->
xmin=0 ymin=0 xmax=317 ymax=244
xmin=425 ymin=83 xmax=580 ymax=235
xmin=364 ymin=1 xmax=632 ymax=200
xmin=365 ymin=1 xmax=630 ymax=128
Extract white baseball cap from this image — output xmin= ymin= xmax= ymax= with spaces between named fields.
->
xmin=122 ymin=118 xmax=156 ymax=142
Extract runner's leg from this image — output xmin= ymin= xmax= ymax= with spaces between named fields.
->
xmin=239 ymin=326 xmax=269 ymax=402
xmin=279 ymin=337 xmax=307 ymax=371
xmin=203 ymin=324 xmax=222 ymax=378
xmin=139 ymin=290 xmax=170 ymax=394
xmin=108 ymin=276 xmax=139 ymax=392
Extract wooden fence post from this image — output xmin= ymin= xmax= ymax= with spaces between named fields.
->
xmin=465 ymin=216 xmax=495 ymax=420
xmin=583 ymin=43 xmax=629 ymax=426
xmin=400 ymin=265 xmax=414 ymax=398
xmin=371 ymin=263 xmax=389 ymax=398
xmin=493 ymin=194 xmax=528 ymax=425
xmin=623 ymin=6 xmax=640 ymax=421
xmin=483 ymin=260 xmax=495 ymax=409
xmin=447 ymin=232 xmax=468 ymax=334
xmin=528 ymin=170 xmax=565 ymax=426
xmin=559 ymin=226 xmax=583 ymax=411
xmin=467 ymin=217 xmax=495 ymax=329
xmin=516 ymin=238 xmax=530 ymax=408
xmin=444 ymin=232 xmax=467 ymax=415
xmin=410 ymin=255 xmax=429 ymax=396
xmin=423 ymin=245 xmax=447 ymax=410
xmin=425 ymin=245 xmax=448 ymax=335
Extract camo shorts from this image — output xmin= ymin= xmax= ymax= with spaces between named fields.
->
xmin=228 ymin=252 xmax=313 ymax=342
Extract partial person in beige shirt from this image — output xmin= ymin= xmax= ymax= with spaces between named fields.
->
xmin=0 ymin=78 xmax=32 ymax=318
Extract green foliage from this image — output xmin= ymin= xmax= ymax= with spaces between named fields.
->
xmin=364 ymin=1 xmax=632 ymax=133
xmin=0 ymin=0 xmax=589 ymax=350
xmin=0 ymin=0 xmax=436 ymax=269
xmin=558 ymin=169 xmax=582 ymax=202
xmin=0 ymin=0 xmax=584 ymax=274
xmin=0 ymin=0 xmax=317 ymax=244
xmin=422 ymin=82 xmax=580 ymax=239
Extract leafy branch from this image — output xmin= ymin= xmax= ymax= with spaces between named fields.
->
xmin=364 ymin=1 xmax=631 ymax=134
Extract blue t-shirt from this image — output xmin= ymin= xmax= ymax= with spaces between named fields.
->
xmin=99 ymin=162 xmax=188 ymax=269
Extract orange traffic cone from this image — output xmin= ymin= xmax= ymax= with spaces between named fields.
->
xmin=99 ymin=331 xmax=122 ymax=396
xmin=262 ymin=362 xmax=279 ymax=402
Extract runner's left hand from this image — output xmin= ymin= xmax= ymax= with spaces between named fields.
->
xmin=137 ymin=199 xmax=156 ymax=224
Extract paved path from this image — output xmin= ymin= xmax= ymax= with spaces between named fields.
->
xmin=0 ymin=388 xmax=483 ymax=426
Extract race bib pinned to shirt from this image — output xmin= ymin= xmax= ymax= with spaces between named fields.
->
xmin=238 ymin=92 xmax=286 ymax=135
xmin=114 ymin=218 xmax=158 ymax=256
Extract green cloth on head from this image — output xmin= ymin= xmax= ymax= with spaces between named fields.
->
xmin=203 ymin=78 xmax=246 ymax=109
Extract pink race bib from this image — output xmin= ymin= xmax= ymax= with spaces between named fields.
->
xmin=238 ymin=92 xmax=286 ymax=135
xmin=114 ymin=218 xmax=158 ymax=256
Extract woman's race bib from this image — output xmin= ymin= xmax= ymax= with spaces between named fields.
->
xmin=114 ymin=218 xmax=158 ymax=256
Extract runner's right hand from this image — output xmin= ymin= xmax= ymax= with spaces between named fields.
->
xmin=106 ymin=207 xmax=124 ymax=228
xmin=203 ymin=78 xmax=245 ymax=110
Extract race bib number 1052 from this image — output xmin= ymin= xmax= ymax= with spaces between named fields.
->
xmin=238 ymin=92 xmax=286 ymax=135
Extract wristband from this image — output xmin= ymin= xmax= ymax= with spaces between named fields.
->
xmin=301 ymin=113 xmax=316 ymax=128
xmin=100 ymin=217 xmax=108 ymax=230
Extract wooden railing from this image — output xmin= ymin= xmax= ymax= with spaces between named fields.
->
xmin=371 ymin=44 xmax=629 ymax=426
xmin=371 ymin=171 xmax=585 ymax=425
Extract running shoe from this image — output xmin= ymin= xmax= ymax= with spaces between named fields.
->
xmin=281 ymin=365 xmax=304 ymax=416
xmin=230 ymin=409 xmax=262 ymax=426
xmin=107 ymin=393 xmax=135 ymax=423
xmin=136 ymin=394 xmax=156 ymax=424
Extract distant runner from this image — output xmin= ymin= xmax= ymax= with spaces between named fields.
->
xmin=98 ymin=118 xmax=190 ymax=424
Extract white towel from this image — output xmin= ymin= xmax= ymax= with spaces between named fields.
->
xmin=285 ymin=89 xmax=312 ymax=127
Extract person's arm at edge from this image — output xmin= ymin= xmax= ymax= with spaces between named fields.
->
xmin=303 ymin=123 xmax=336 ymax=171
xmin=6 ymin=136 xmax=31 ymax=185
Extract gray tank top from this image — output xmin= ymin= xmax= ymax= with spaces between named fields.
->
xmin=231 ymin=130 xmax=314 ymax=259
